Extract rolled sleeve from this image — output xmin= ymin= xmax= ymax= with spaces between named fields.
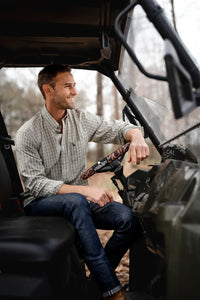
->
xmin=81 ymin=110 xmax=141 ymax=145
xmin=122 ymin=125 xmax=144 ymax=140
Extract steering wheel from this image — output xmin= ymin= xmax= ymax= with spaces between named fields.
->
xmin=81 ymin=142 xmax=130 ymax=180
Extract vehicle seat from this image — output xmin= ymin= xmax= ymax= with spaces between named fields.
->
xmin=0 ymin=148 xmax=75 ymax=265
xmin=0 ymin=149 xmax=84 ymax=299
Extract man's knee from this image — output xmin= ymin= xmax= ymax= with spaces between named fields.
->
xmin=62 ymin=192 xmax=89 ymax=211
xmin=61 ymin=193 xmax=92 ymax=226
xmin=118 ymin=206 xmax=136 ymax=229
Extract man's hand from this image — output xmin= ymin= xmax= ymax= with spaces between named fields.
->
xmin=125 ymin=128 xmax=149 ymax=164
xmin=85 ymin=187 xmax=114 ymax=207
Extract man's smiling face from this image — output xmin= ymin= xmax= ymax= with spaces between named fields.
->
xmin=50 ymin=72 xmax=77 ymax=110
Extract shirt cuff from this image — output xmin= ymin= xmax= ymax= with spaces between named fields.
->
xmin=122 ymin=125 xmax=144 ymax=141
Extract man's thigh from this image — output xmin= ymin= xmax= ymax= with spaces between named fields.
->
xmin=89 ymin=201 xmax=133 ymax=230
xmin=25 ymin=193 xmax=87 ymax=216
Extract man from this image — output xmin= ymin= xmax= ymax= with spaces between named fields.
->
xmin=15 ymin=64 xmax=149 ymax=300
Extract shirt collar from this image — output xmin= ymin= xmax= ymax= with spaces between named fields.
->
xmin=41 ymin=105 xmax=67 ymax=133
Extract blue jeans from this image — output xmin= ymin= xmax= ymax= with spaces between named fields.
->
xmin=25 ymin=193 xmax=138 ymax=297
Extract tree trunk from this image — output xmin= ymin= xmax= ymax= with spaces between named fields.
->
xmin=96 ymin=72 xmax=104 ymax=158
xmin=170 ymin=0 xmax=177 ymax=31
xmin=113 ymin=85 xmax=119 ymax=120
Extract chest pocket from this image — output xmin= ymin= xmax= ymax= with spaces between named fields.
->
xmin=68 ymin=140 xmax=87 ymax=162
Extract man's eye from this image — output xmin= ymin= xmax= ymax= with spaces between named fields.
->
xmin=65 ymin=83 xmax=76 ymax=89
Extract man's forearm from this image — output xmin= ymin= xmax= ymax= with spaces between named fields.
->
xmin=125 ymin=127 xmax=144 ymax=142
xmin=57 ymin=183 xmax=114 ymax=207
xmin=125 ymin=128 xmax=149 ymax=164
xmin=57 ymin=183 xmax=89 ymax=196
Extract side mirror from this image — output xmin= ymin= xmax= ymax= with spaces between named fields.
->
xmin=164 ymin=39 xmax=196 ymax=119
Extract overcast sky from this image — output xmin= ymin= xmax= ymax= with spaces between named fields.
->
xmin=170 ymin=0 xmax=200 ymax=66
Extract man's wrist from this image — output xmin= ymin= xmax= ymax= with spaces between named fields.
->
xmin=125 ymin=127 xmax=144 ymax=142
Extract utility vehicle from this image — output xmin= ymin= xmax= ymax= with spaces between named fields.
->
xmin=0 ymin=0 xmax=200 ymax=299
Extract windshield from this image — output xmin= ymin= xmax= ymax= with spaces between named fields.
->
xmin=118 ymin=5 xmax=200 ymax=163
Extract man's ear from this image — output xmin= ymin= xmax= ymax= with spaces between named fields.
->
xmin=42 ymin=84 xmax=53 ymax=96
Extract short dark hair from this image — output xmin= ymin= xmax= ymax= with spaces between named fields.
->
xmin=38 ymin=64 xmax=71 ymax=99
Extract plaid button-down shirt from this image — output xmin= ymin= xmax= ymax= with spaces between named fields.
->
xmin=15 ymin=105 xmax=138 ymax=206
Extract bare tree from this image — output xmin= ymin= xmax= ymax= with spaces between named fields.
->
xmin=96 ymin=72 xmax=104 ymax=158
xmin=170 ymin=0 xmax=177 ymax=31
xmin=112 ymin=85 xmax=119 ymax=120
xmin=96 ymin=72 xmax=103 ymax=117
xmin=0 ymin=70 xmax=44 ymax=137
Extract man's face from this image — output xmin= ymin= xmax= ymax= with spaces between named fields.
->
xmin=50 ymin=72 xmax=77 ymax=110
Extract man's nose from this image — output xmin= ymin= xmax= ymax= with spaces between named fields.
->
xmin=71 ymin=86 xmax=77 ymax=95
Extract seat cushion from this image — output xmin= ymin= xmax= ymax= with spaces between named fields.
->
xmin=0 ymin=216 xmax=74 ymax=264
xmin=0 ymin=274 xmax=51 ymax=300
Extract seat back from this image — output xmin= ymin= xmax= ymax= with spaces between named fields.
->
xmin=0 ymin=111 xmax=23 ymax=198
xmin=0 ymin=149 xmax=12 ymax=204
